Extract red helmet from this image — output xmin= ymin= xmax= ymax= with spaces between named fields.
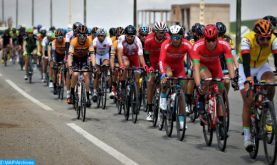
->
xmin=204 ymin=24 xmax=218 ymax=39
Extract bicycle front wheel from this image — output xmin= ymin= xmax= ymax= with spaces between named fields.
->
xmin=131 ymin=83 xmax=139 ymax=124
xmin=263 ymin=101 xmax=277 ymax=165
xmin=215 ymin=95 xmax=228 ymax=152
xmin=165 ymin=98 xmax=174 ymax=137
xmin=80 ymin=83 xmax=86 ymax=122
xmin=101 ymin=76 xmax=107 ymax=110
xmin=175 ymin=94 xmax=186 ymax=141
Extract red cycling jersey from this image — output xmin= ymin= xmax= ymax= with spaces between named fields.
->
xmin=144 ymin=32 xmax=170 ymax=69
xmin=159 ymin=38 xmax=193 ymax=77
xmin=191 ymin=38 xmax=233 ymax=78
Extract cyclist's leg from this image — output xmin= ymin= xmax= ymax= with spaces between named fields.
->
xmin=159 ymin=65 xmax=173 ymax=111
xmin=258 ymin=63 xmax=275 ymax=100
xmin=92 ymin=55 xmax=102 ymax=101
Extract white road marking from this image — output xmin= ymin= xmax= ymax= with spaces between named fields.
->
xmin=5 ymin=79 xmax=54 ymax=111
xmin=67 ymin=123 xmax=139 ymax=165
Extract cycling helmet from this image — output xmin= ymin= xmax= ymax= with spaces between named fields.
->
xmin=55 ymin=28 xmax=64 ymax=37
xmin=37 ymin=24 xmax=42 ymax=31
xmin=109 ymin=27 xmax=116 ymax=36
xmin=215 ymin=22 xmax=226 ymax=37
xmin=154 ymin=22 xmax=167 ymax=32
xmin=169 ymin=25 xmax=184 ymax=35
xmin=73 ymin=22 xmax=82 ymax=32
xmin=191 ymin=23 xmax=201 ymax=33
xmin=138 ymin=26 xmax=149 ymax=35
xmin=116 ymin=26 xmax=124 ymax=36
xmin=40 ymin=29 xmax=47 ymax=36
xmin=91 ymin=26 xmax=99 ymax=34
xmin=195 ymin=24 xmax=204 ymax=37
xmin=203 ymin=24 xmax=218 ymax=39
xmin=26 ymin=28 xmax=33 ymax=33
xmin=77 ymin=25 xmax=88 ymax=34
xmin=263 ymin=15 xmax=276 ymax=27
xmin=124 ymin=25 xmax=136 ymax=35
xmin=254 ymin=19 xmax=273 ymax=37
xmin=96 ymin=28 xmax=107 ymax=36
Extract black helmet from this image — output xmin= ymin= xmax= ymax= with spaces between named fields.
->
xmin=191 ymin=23 xmax=201 ymax=33
xmin=195 ymin=24 xmax=204 ymax=37
xmin=124 ymin=25 xmax=136 ymax=35
xmin=109 ymin=27 xmax=116 ymax=37
xmin=73 ymin=22 xmax=82 ymax=32
xmin=215 ymin=22 xmax=226 ymax=37
xmin=263 ymin=15 xmax=276 ymax=27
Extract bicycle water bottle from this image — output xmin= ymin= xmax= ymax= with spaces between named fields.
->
xmin=170 ymin=93 xmax=176 ymax=108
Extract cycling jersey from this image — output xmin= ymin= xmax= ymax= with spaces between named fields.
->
xmin=144 ymin=32 xmax=170 ymax=69
xmin=118 ymin=35 xmax=143 ymax=67
xmin=24 ymin=36 xmax=37 ymax=54
xmin=42 ymin=37 xmax=51 ymax=56
xmin=192 ymin=38 xmax=233 ymax=78
xmin=66 ymin=31 xmax=74 ymax=43
xmin=69 ymin=37 xmax=94 ymax=58
xmin=52 ymin=38 xmax=66 ymax=56
xmin=93 ymin=37 xmax=113 ymax=56
xmin=2 ymin=33 xmax=11 ymax=47
xmin=159 ymin=38 xmax=193 ymax=77
xmin=240 ymin=31 xmax=277 ymax=68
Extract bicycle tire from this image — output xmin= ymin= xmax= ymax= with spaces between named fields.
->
xmin=165 ymin=97 xmax=174 ymax=137
xmin=101 ymin=75 xmax=107 ymax=110
xmin=152 ymin=88 xmax=160 ymax=127
xmin=215 ymin=95 xmax=228 ymax=152
xmin=124 ymin=92 xmax=130 ymax=121
xmin=249 ymin=107 xmax=260 ymax=159
xmin=263 ymin=101 xmax=277 ymax=165
xmin=176 ymin=94 xmax=186 ymax=141
xmin=189 ymin=88 xmax=199 ymax=122
xmin=223 ymin=88 xmax=230 ymax=132
xmin=81 ymin=83 xmax=86 ymax=122
xmin=131 ymin=83 xmax=139 ymax=124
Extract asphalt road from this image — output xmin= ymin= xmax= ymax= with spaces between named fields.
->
xmin=0 ymin=60 xmax=276 ymax=165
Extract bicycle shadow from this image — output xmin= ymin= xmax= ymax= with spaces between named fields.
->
xmin=240 ymin=155 xmax=267 ymax=164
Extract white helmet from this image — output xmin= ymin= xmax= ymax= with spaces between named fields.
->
xmin=169 ymin=25 xmax=183 ymax=35
xmin=96 ymin=28 xmax=107 ymax=36
xmin=154 ymin=21 xmax=167 ymax=31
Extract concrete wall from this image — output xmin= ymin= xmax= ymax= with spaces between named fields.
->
xmin=171 ymin=3 xmax=230 ymax=32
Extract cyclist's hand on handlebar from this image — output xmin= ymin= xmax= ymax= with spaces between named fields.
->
xmin=244 ymin=76 xmax=253 ymax=92
xmin=160 ymin=73 xmax=168 ymax=84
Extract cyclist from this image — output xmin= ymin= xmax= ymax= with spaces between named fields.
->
xmin=42 ymin=31 xmax=55 ymax=87
xmin=91 ymin=28 xmax=114 ymax=102
xmin=144 ymin=22 xmax=169 ymax=121
xmin=67 ymin=25 xmax=94 ymax=107
xmin=65 ymin=22 xmax=82 ymax=101
xmin=239 ymin=19 xmax=277 ymax=152
xmin=1 ymin=29 xmax=12 ymax=65
xmin=216 ymin=22 xmax=238 ymax=93
xmin=159 ymin=25 xmax=193 ymax=129
xmin=192 ymin=24 xmax=235 ymax=124
xmin=51 ymin=28 xmax=67 ymax=95
xmin=117 ymin=25 xmax=148 ymax=99
xmin=23 ymin=28 xmax=37 ymax=80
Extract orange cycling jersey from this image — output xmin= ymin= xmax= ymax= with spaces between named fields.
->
xmin=52 ymin=38 xmax=66 ymax=55
xmin=69 ymin=37 xmax=94 ymax=58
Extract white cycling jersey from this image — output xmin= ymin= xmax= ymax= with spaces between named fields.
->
xmin=117 ymin=35 xmax=143 ymax=56
xmin=93 ymin=37 xmax=112 ymax=56
xmin=65 ymin=31 xmax=74 ymax=43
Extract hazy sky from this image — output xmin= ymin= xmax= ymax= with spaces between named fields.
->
xmin=1 ymin=0 xmax=277 ymax=29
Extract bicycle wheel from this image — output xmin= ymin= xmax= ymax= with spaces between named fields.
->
xmin=4 ymin=53 xmax=7 ymax=66
xmin=152 ymin=88 xmax=160 ymax=127
xmin=97 ymin=87 xmax=101 ymax=108
xmin=222 ymin=88 xmax=230 ymax=132
xmin=175 ymin=94 xmax=186 ymax=141
xmin=131 ymin=83 xmax=139 ymax=124
xmin=215 ymin=96 xmax=228 ymax=152
xmin=263 ymin=101 xmax=277 ymax=165
xmin=249 ymin=108 xmax=260 ymax=159
xmin=189 ymin=88 xmax=198 ymax=122
xmin=101 ymin=75 xmax=107 ymax=110
xmin=80 ymin=83 xmax=87 ymax=122
xmin=124 ymin=91 xmax=130 ymax=121
xmin=116 ymin=82 xmax=122 ymax=114
xmin=139 ymin=77 xmax=147 ymax=112
xmin=165 ymin=97 xmax=174 ymax=137
xmin=75 ymin=85 xmax=81 ymax=119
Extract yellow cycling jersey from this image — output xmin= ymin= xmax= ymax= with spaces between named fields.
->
xmin=240 ymin=31 xmax=277 ymax=68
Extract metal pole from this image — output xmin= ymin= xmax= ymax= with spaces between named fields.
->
xmin=50 ymin=0 xmax=53 ymax=27
xmin=133 ymin=0 xmax=137 ymax=27
xmin=84 ymin=0 xmax=86 ymax=25
xmin=16 ymin=0 xmax=18 ymax=27
xmin=236 ymin=0 xmax=241 ymax=54
xmin=32 ymin=0 xmax=34 ymax=26
xmin=2 ymin=0 xmax=4 ymax=24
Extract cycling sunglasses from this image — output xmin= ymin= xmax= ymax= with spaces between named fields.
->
xmin=57 ymin=36 xmax=63 ymax=40
xmin=205 ymin=38 xmax=217 ymax=42
xmin=78 ymin=33 xmax=87 ymax=39
xmin=258 ymin=36 xmax=271 ymax=41
xmin=171 ymin=35 xmax=182 ymax=40
xmin=97 ymin=35 xmax=105 ymax=38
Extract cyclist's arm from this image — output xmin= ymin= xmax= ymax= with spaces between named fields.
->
xmin=68 ymin=44 xmax=74 ymax=67
xmin=191 ymin=45 xmax=201 ymax=86
xmin=117 ymin=36 xmax=124 ymax=66
xmin=137 ymin=38 xmax=146 ymax=67
xmin=89 ymin=42 xmax=95 ymax=67
xmin=110 ymin=45 xmax=116 ymax=69
xmin=223 ymin=41 xmax=235 ymax=78
xmin=241 ymin=38 xmax=251 ymax=78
